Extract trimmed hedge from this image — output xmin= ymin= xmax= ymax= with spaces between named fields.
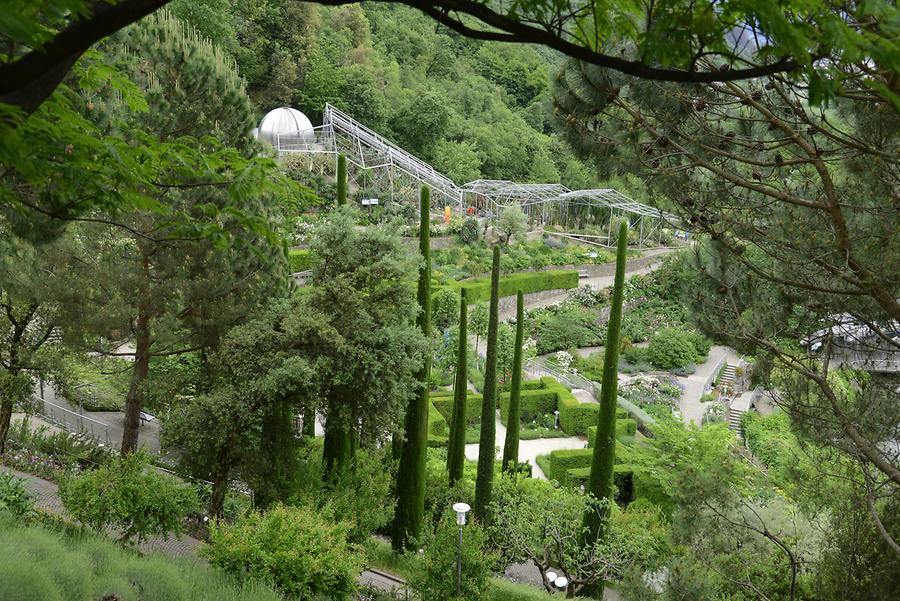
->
xmin=427 ymin=400 xmax=449 ymax=446
xmin=545 ymin=443 xmax=627 ymax=485
xmin=499 ymin=388 xmax=557 ymax=426
xmin=431 ymin=391 xmax=482 ymax=426
xmin=448 ymin=270 xmax=579 ymax=303
xmin=552 ymin=379 xmax=598 ymax=436
xmin=567 ymin=465 xmax=634 ymax=504
xmin=287 ymin=248 xmax=313 ymax=273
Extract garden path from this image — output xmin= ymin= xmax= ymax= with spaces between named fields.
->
xmin=462 ymin=411 xmax=587 ymax=480
xmin=673 ymin=345 xmax=740 ymax=425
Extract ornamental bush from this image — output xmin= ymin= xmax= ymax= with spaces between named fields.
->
xmin=646 ymin=328 xmax=700 ymax=369
xmin=0 ymin=472 xmax=35 ymax=519
xmin=59 ymin=451 xmax=197 ymax=545
xmin=410 ymin=509 xmax=497 ymax=601
xmin=205 ymin=504 xmax=364 ymax=600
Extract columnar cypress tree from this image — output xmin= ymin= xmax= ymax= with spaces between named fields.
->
xmin=447 ymin=288 xmax=468 ymax=485
xmin=393 ymin=187 xmax=432 ymax=551
xmin=336 ymin=154 xmax=348 ymax=206
xmin=501 ymin=291 xmax=525 ymax=474
xmin=583 ymin=222 xmax=628 ymax=549
xmin=474 ymin=245 xmax=500 ymax=521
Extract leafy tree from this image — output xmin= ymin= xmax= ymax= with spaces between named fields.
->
xmin=501 ymin=291 xmax=525 ymax=474
xmin=459 ymin=218 xmax=480 ymax=245
xmin=432 ymin=287 xmax=460 ymax=332
xmin=0 ymin=234 xmax=78 ymax=454
xmin=552 ymin=33 xmax=900 ymax=550
xmin=205 ymin=504 xmax=364 ymax=600
xmin=470 ymin=302 xmax=489 ymax=353
xmin=474 ymin=245 xmax=500 ymax=520
xmin=447 ymin=288 xmax=468 ymax=485
xmin=394 ymin=188 xmax=433 ymax=551
xmin=59 ymin=451 xmax=198 ymax=545
xmin=496 ymin=205 xmax=528 ymax=245
xmin=410 ymin=509 xmax=497 ymax=601
xmin=305 ymin=207 xmax=424 ymax=482
xmin=489 ymin=477 xmax=668 ymax=597
xmin=337 ymin=153 xmax=348 ymax=206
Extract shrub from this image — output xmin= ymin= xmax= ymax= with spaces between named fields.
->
xmin=206 ymin=504 xmax=363 ymax=600
xmin=410 ymin=510 xmax=497 ymax=601
xmin=646 ymin=329 xmax=700 ymax=369
xmin=59 ymin=451 xmax=197 ymax=544
xmin=459 ymin=218 xmax=480 ymax=245
xmin=545 ymin=448 xmax=594 ymax=483
xmin=0 ymin=472 xmax=36 ymax=519
xmin=565 ymin=465 xmax=635 ymax=504
xmin=531 ymin=304 xmax=600 ymax=354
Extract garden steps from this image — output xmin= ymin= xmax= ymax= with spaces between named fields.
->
xmin=719 ymin=364 xmax=737 ymax=388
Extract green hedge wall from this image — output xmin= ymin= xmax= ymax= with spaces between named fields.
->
xmin=427 ymin=400 xmax=449 ymax=446
xmin=552 ymin=379 xmax=598 ymax=436
xmin=499 ymin=388 xmax=558 ymax=425
xmin=431 ymin=391 xmax=482 ymax=426
xmin=545 ymin=442 xmax=628 ymax=484
xmin=546 ymin=448 xmax=594 ymax=483
xmin=567 ymin=465 xmax=634 ymax=504
xmin=287 ymin=249 xmax=313 ymax=273
xmin=448 ymin=270 xmax=579 ymax=303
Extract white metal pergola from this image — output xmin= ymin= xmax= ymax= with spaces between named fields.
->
xmin=268 ymin=105 xmax=687 ymax=245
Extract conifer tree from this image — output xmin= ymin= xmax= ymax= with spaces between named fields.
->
xmin=474 ymin=245 xmax=500 ymax=520
xmin=447 ymin=288 xmax=468 ymax=485
xmin=501 ymin=291 xmax=525 ymax=474
xmin=337 ymin=154 xmax=348 ymax=206
xmin=393 ymin=187 xmax=432 ymax=551
xmin=583 ymin=222 xmax=628 ymax=556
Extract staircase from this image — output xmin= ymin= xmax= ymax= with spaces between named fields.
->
xmin=727 ymin=402 xmax=746 ymax=434
xmin=719 ymin=363 xmax=737 ymax=388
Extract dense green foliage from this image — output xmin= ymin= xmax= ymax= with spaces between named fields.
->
xmin=58 ymin=452 xmax=197 ymax=545
xmin=206 ymin=504 xmax=363 ymax=600
xmin=0 ymin=473 xmax=35 ymax=519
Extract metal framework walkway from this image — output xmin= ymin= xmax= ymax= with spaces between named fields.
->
xmin=271 ymin=104 xmax=686 ymax=244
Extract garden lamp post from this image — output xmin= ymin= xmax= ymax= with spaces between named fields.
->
xmin=553 ymin=410 xmax=560 ymax=429
xmin=554 ymin=576 xmax=569 ymax=593
xmin=452 ymin=502 xmax=471 ymax=596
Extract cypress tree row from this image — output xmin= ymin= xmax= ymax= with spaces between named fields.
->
xmin=447 ymin=288 xmax=468 ymax=485
xmin=583 ymin=222 xmax=629 ymax=551
xmin=393 ymin=187 xmax=432 ymax=551
xmin=474 ymin=245 xmax=501 ymax=520
xmin=336 ymin=154 xmax=347 ymax=206
xmin=501 ymin=290 xmax=525 ymax=475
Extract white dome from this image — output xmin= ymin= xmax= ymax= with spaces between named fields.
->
xmin=256 ymin=107 xmax=314 ymax=146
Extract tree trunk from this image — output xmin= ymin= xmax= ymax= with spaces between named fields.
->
xmin=322 ymin=415 xmax=352 ymax=483
xmin=0 ymin=399 xmax=13 ymax=455
xmin=121 ymin=308 xmax=151 ymax=455
xmin=208 ymin=445 xmax=232 ymax=519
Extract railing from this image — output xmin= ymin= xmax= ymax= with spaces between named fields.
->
xmin=34 ymin=396 xmax=114 ymax=447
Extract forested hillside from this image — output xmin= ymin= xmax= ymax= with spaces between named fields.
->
xmin=171 ymin=1 xmax=599 ymax=188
